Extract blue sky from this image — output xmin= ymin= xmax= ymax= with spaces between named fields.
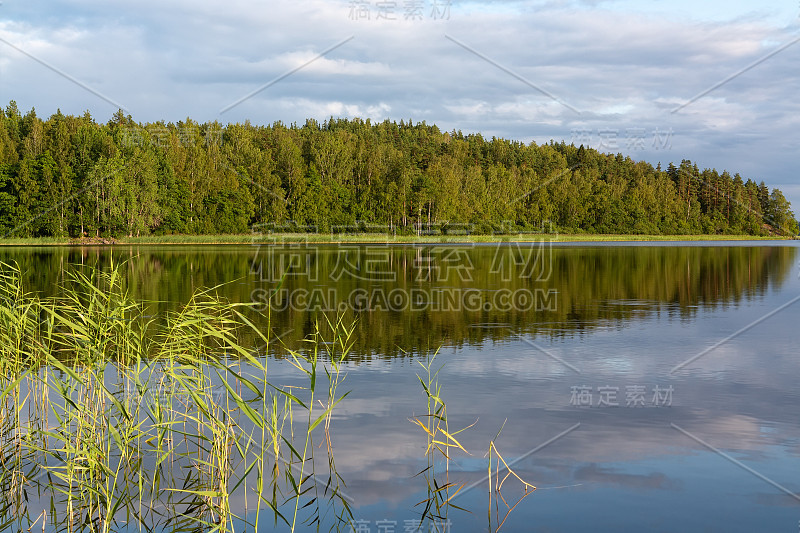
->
xmin=1 ymin=0 xmax=799 ymax=210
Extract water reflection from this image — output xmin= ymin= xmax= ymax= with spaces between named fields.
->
xmin=1 ymin=244 xmax=795 ymax=360
xmin=1 ymin=243 xmax=798 ymax=531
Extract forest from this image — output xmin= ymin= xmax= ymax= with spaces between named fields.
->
xmin=0 ymin=101 xmax=796 ymax=238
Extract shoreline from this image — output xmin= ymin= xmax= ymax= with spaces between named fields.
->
xmin=0 ymin=233 xmax=793 ymax=246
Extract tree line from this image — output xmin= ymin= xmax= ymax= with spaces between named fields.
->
xmin=0 ymin=102 xmax=796 ymax=238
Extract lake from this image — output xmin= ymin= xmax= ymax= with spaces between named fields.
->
xmin=1 ymin=240 xmax=798 ymax=532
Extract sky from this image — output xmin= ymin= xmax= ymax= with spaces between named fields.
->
xmin=1 ymin=0 xmax=799 ymax=210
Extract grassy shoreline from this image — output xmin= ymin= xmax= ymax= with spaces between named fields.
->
xmin=0 ymin=233 xmax=793 ymax=246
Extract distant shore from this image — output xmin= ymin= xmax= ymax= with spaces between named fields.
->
xmin=0 ymin=233 xmax=793 ymax=246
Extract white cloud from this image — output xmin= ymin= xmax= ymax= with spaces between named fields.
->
xmin=278 ymin=98 xmax=393 ymax=120
xmin=274 ymin=52 xmax=393 ymax=77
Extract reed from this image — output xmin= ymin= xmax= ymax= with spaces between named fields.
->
xmin=411 ymin=350 xmax=472 ymax=531
xmin=411 ymin=353 xmax=537 ymax=533
xmin=486 ymin=422 xmax=536 ymax=532
xmin=0 ymin=260 xmax=355 ymax=533
xmin=1 ymin=258 xmax=541 ymax=532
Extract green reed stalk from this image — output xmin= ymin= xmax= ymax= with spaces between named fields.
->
xmin=412 ymin=350 xmax=472 ymax=530
xmin=0 ymin=261 xmax=356 ymax=533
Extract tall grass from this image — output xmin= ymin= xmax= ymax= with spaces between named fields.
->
xmin=411 ymin=351 xmax=472 ymax=531
xmin=486 ymin=422 xmax=536 ymax=532
xmin=411 ymin=352 xmax=537 ymax=533
xmin=0 ymin=260 xmax=354 ymax=533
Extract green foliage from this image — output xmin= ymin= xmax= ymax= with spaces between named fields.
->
xmin=0 ymin=105 xmax=795 ymax=238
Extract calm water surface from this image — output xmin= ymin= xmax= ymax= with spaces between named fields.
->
xmin=3 ymin=241 xmax=799 ymax=532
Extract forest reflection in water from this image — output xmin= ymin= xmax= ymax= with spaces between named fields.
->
xmin=2 ymin=242 xmax=795 ymax=360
